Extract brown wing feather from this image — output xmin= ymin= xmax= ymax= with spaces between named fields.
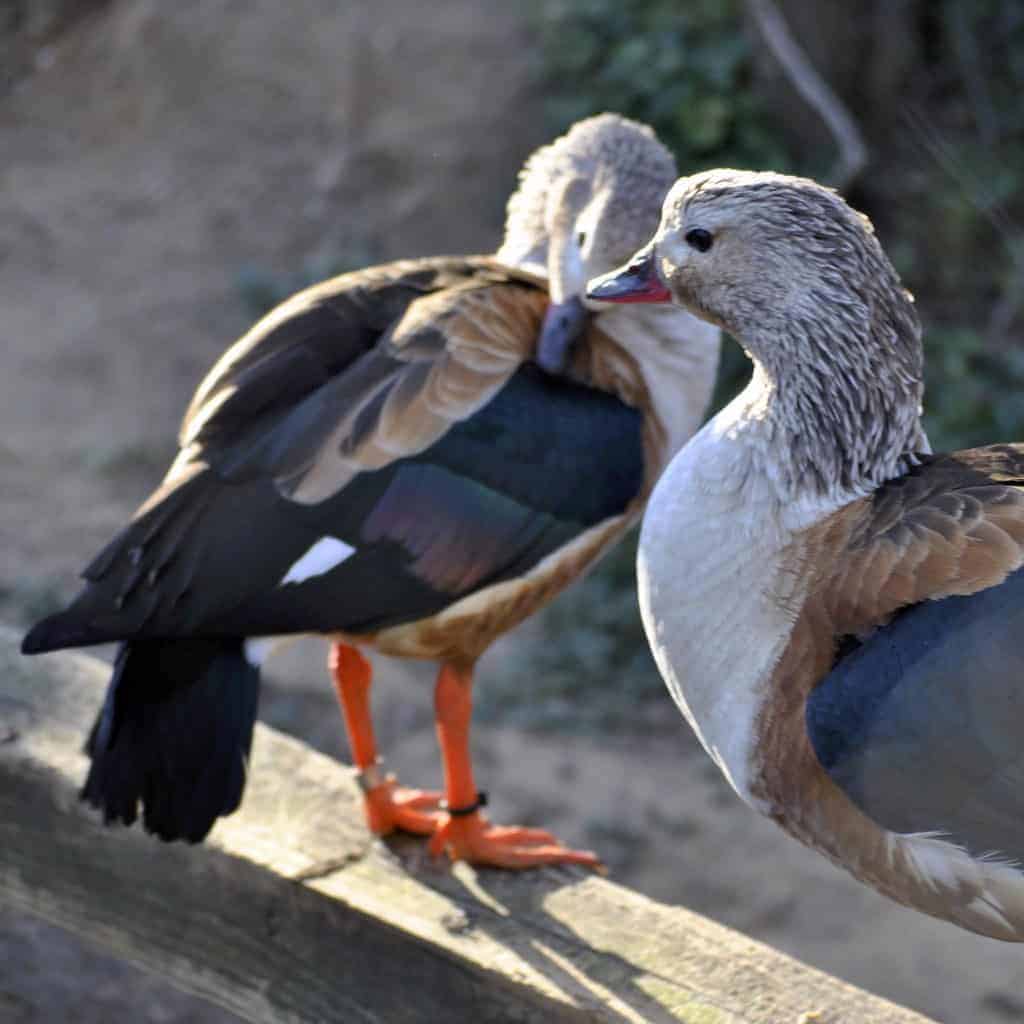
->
xmin=819 ymin=445 xmax=1024 ymax=633
xmin=284 ymin=273 xmax=549 ymax=503
xmin=180 ymin=258 xmax=477 ymax=451
xmin=167 ymin=256 xmax=552 ymax=504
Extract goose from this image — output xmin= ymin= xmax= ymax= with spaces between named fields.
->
xmin=22 ymin=114 xmax=720 ymax=868
xmin=589 ymin=167 xmax=1024 ymax=938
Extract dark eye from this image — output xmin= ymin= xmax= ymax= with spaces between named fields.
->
xmin=685 ymin=228 xmax=713 ymax=253
xmin=576 ymin=230 xmax=587 ymax=248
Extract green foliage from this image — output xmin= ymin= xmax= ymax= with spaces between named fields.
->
xmin=892 ymin=0 xmax=1024 ymax=449
xmin=923 ymin=327 xmax=1024 ymax=452
xmin=534 ymin=0 xmax=791 ymax=173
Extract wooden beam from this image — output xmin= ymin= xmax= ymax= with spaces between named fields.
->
xmin=0 ymin=626 xmax=933 ymax=1023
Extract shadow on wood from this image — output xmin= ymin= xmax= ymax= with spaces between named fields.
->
xmin=0 ymin=626 xmax=933 ymax=1023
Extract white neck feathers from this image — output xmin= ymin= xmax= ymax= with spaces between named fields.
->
xmin=596 ymin=304 xmax=720 ymax=463
xmin=637 ymin=388 xmax=861 ymax=803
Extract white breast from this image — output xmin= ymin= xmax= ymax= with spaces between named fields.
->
xmin=636 ymin=406 xmax=844 ymax=805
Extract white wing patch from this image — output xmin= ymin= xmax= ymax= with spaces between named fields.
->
xmin=280 ymin=537 xmax=356 ymax=586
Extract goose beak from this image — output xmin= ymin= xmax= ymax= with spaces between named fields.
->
xmin=586 ymin=246 xmax=670 ymax=304
xmin=536 ymin=295 xmax=588 ymax=374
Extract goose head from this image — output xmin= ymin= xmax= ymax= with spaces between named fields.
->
xmin=590 ymin=169 xmax=928 ymax=494
xmin=497 ymin=113 xmax=681 ymax=373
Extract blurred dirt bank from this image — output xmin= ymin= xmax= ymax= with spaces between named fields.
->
xmin=2 ymin=3 xmax=1023 ymax=1022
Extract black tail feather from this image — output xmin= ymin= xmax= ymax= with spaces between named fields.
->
xmin=82 ymin=638 xmax=260 ymax=843
xmin=22 ymin=613 xmax=108 ymax=655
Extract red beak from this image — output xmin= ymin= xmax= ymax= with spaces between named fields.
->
xmin=586 ymin=245 xmax=670 ymax=304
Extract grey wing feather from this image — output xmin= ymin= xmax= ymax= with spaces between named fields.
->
xmin=808 ymin=564 xmax=1024 ymax=863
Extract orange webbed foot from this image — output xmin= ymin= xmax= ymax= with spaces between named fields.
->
xmin=360 ymin=771 xmax=445 ymax=837
xmin=427 ymin=809 xmax=603 ymax=870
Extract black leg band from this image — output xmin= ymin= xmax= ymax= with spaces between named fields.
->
xmin=440 ymin=791 xmax=488 ymax=817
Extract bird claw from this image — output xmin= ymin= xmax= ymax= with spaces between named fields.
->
xmin=362 ymin=778 xmax=446 ymax=836
xmin=427 ymin=810 xmax=604 ymax=870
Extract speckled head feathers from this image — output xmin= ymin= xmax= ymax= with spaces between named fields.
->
xmin=653 ymin=169 xmax=917 ymax=352
xmin=497 ymin=114 xmax=678 ymax=287
xmin=647 ymin=169 xmax=928 ymax=494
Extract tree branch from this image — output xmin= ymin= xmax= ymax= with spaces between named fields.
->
xmin=745 ymin=0 xmax=868 ymax=189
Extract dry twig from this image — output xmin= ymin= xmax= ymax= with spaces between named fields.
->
xmin=745 ymin=0 xmax=868 ymax=189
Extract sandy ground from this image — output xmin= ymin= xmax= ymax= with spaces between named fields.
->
xmin=2 ymin=3 xmax=1024 ymax=1022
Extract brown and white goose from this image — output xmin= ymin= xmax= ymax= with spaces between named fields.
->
xmin=22 ymin=114 xmax=720 ymax=868
xmin=590 ymin=168 xmax=1024 ymax=938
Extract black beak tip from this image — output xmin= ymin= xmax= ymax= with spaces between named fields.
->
xmin=536 ymin=340 xmax=569 ymax=374
xmin=585 ymin=275 xmax=623 ymax=302
xmin=536 ymin=295 xmax=588 ymax=375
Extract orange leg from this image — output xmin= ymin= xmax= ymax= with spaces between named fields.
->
xmin=329 ymin=642 xmax=443 ymax=836
xmin=427 ymin=661 xmax=602 ymax=870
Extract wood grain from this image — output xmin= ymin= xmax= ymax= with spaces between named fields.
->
xmin=0 ymin=627 xmax=932 ymax=1023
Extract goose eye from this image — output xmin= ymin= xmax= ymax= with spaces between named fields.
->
xmin=685 ymin=228 xmax=713 ymax=253
xmin=576 ymin=230 xmax=587 ymax=248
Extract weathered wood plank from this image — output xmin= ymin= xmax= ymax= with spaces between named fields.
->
xmin=0 ymin=626 xmax=934 ymax=1023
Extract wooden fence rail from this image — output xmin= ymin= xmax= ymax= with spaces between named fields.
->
xmin=0 ymin=626 xmax=933 ymax=1023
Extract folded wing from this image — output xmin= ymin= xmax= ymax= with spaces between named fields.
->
xmin=24 ymin=258 xmax=644 ymax=651
xmin=804 ymin=445 xmax=1024 ymax=862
